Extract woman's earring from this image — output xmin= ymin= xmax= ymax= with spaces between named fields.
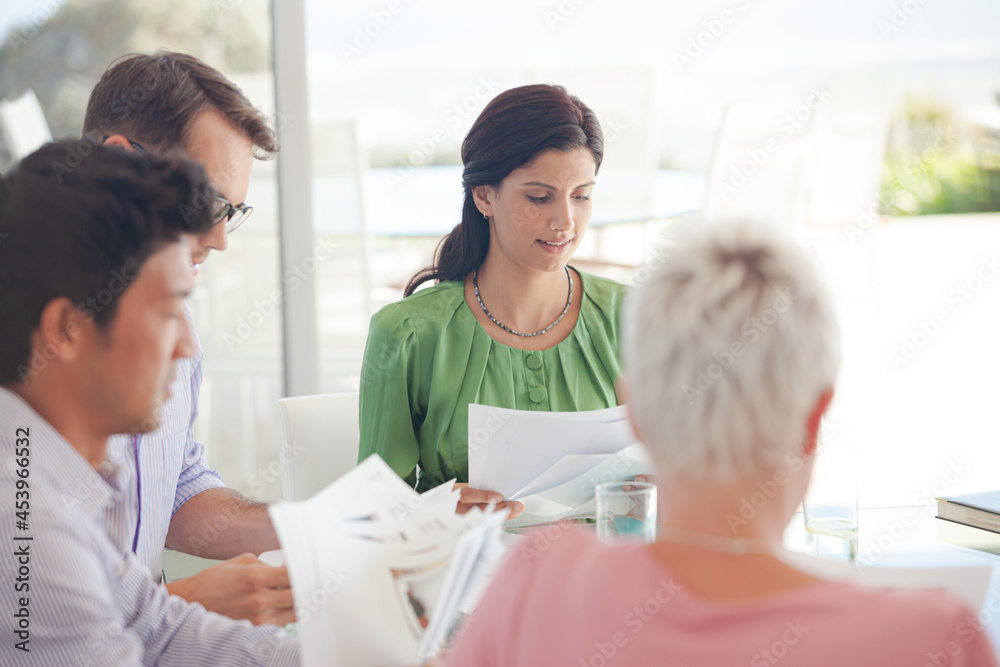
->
xmin=482 ymin=211 xmax=488 ymax=221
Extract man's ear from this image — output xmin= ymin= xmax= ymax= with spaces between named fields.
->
xmin=33 ymin=298 xmax=90 ymax=366
xmin=803 ymin=387 xmax=834 ymax=457
xmin=102 ymin=134 xmax=133 ymax=150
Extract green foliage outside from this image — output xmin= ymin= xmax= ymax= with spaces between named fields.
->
xmin=0 ymin=0 xmax=270 ymax=142
xmin=879 ymin=97 xmax=1000 ymax=216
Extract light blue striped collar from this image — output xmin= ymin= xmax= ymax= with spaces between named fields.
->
xmin=0 ymin=387 xmax=120 ymax=520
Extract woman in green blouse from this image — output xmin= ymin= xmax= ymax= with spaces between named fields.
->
xmin=358 ymin=84 xmax=627 ymax=516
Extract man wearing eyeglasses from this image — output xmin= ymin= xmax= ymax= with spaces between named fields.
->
xmin=82 ymin=51 xmax=293 ymax=626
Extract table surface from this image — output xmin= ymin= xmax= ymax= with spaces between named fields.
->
xmin=783 ymin=505 xmax=1000 ymax=648
xmin=166 ymin=505 xmax=1000 ymax=651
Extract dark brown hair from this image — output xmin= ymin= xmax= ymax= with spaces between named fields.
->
xmin=404 ymin=84 xmax=604 ymax=296
xmin=83 ymin=50 xmax=279 ymax=159
xmin=0 ymin=142 xmax=214 ymax=386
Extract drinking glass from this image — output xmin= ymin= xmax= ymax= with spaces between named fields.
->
xmin=595 ymin=482 xmax=657 ymax=543
xmin=803 ymin=446 xmax=858 ymax=561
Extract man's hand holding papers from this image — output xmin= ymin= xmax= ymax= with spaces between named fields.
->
xmin=268 ymin=456 xmax=509 ymax=667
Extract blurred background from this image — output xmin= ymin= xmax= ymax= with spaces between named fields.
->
xmin=1 ymin=0 xmax=998 ymax=508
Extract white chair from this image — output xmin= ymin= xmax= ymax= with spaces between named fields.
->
xmin=0 ymin=89 xmax=52 ymax=162
xmin=275 ymin=392 xmax=360 ymax=501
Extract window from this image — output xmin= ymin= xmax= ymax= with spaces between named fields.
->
xmin=0 ymin=0 xmax=286 ymax=500
xmin=296 ymin=0 xmax=1000 ymax=509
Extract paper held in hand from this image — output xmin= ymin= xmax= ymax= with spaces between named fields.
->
xmin=268 ymin=455 xmax=509 ymax=667
xmin=467 ymin=404 xmax=653 ymax=527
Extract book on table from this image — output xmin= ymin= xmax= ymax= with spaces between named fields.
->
xmin=936 ymin=490 xmax=1000 ymax=534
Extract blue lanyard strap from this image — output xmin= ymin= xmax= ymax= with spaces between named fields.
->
xmin=131 ymin=434 xmax=142 ymax=554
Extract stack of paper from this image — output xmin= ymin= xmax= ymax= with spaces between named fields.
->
xmin=467 ymin=405 xmax=653 ymax=527
xmin=269 ymin=455 xmax=508 ymax=667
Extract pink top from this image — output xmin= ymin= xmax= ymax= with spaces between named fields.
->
xmin=447 ymin=528 xmax=999 ymax=667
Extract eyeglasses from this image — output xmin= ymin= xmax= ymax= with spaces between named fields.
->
xmin=212 ymin=196 xmax=254 ymax=233
xmin=104 ymin=135 xmax=253 ymax=234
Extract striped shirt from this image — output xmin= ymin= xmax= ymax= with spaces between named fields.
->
xmin=105 ymin=307 xmax=226 ymax=579
xmin=0 ymin=387 xmax=301 ymax=666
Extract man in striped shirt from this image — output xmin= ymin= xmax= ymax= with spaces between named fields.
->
xmin=84 ymin=51 xmax=294 ymax=625
xmin=0 ymin=142 xmax=299 ymax=665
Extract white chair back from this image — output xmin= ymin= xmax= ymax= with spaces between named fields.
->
xmin=275 ymin=392 xmax=360 ymax=501
xmin=0 ymin=90 xmax=52 ymax=161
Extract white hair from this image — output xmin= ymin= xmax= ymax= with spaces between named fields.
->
xmin=624 ymin=221 xmax=841 ymax=482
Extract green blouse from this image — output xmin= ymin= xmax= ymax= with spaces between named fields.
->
xmin=358 ymin=270 xmax=627 ymax=492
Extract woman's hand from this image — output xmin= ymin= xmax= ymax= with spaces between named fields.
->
xmin=454 ymin=483 xmax=524 ymax=519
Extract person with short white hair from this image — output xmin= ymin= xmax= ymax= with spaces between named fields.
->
xmin=626 ymin=221 xmax=840 ymax=489
xmin=445 ymin=221 xmax=998 ymax=667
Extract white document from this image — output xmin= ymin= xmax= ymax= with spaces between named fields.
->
xmin=468 ymin=404 xmax=653 ymax=526
xmin=269 ymin=455 xmax=508 ymax=667
xmin=418 ymin=510 xmax=509 ymax=664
